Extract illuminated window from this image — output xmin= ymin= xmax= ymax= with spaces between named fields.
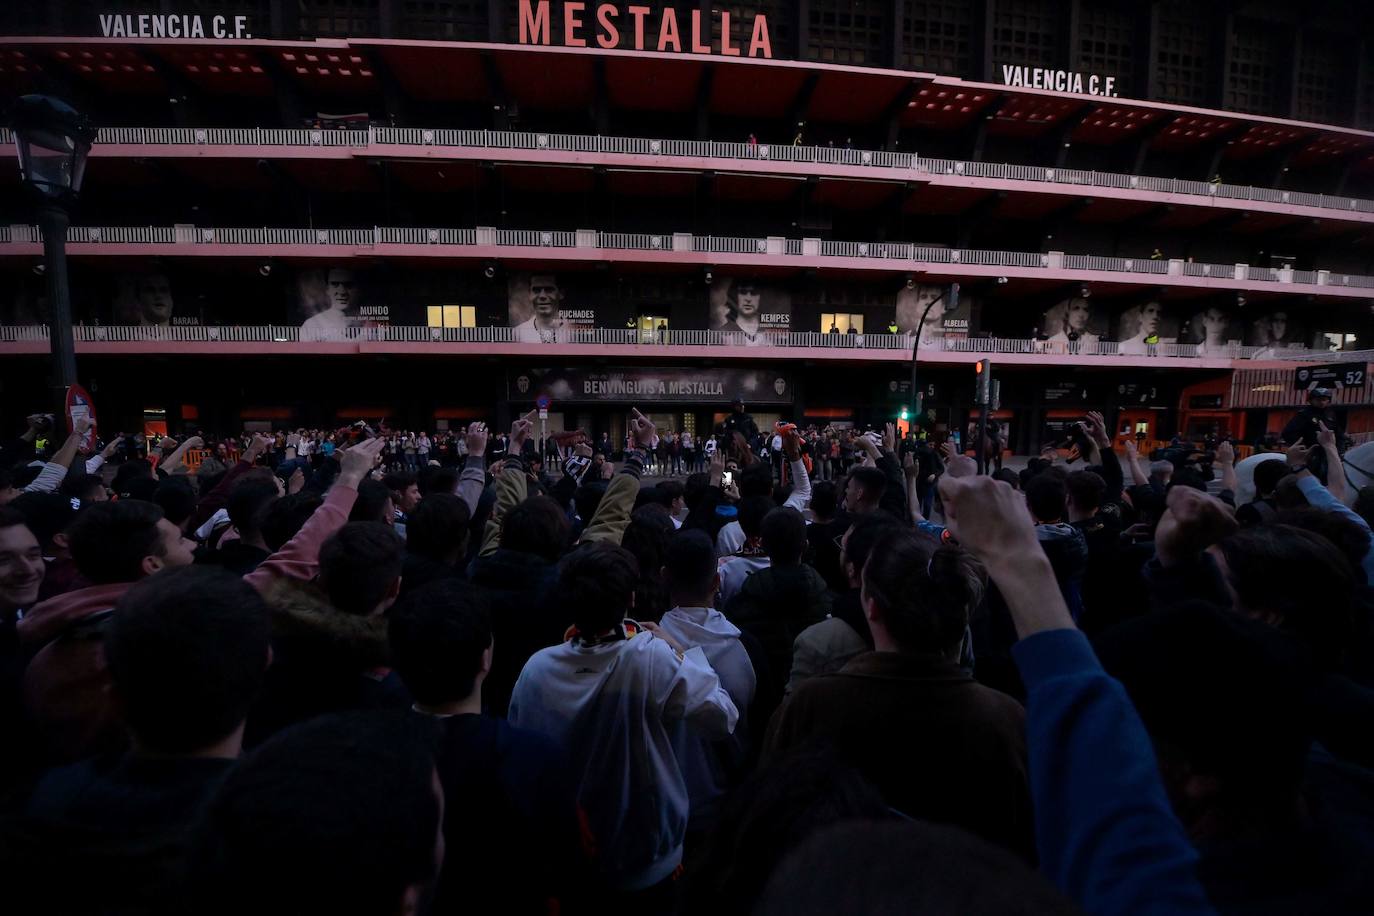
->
xmin=426 ymin=305 xmax=476 ymax=328
xmin=821 ymin=313 xmax=864 ymax=333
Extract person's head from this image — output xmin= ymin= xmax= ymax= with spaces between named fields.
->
xmin=1251 ymin=458 xmax=1290 ymax=501
xmin=1308 ymin=386 xmax=1332 ymax=409
xmin=664 ymin=529 xmax=719 ymax=607
xmin=260 ymin=492 xmax=322 ymax=552
xmin=190 ymin=713 xmax=442 ymax=916
xmin=135 ymin=272 xmax=173 ymax=324
xmin=228 ymin=478 xmax=280 ymax=547
xmin=991 ymin=467 xmax=1021 ymax=490
xmin=840 ymin=513 xmax=902 ymax=590
xmin=862 ymin=530 xmax=984 ymax=657
xmin=843 ymin=466 xmax=887 ymax=514
xmin=1274 ymin=474 xmax=1309 ymax=510
xmin=561 ymin=542 xmax=640 ymax=634
xmin=738 ymin=462 xmax=774 ymax=499
xmin=1201 ymin=306 xmax=1228 ymax=341
xmin=349 ymin=479 xmax=395 ymax=526
xmin=622 ymin=505 xmax=676 ymax=622
xmin=0 ymin=508 xmax=44 ymax=613
xmin=500 ymin=495 xmax=570 ymax=562
xmin=528 ymin=273 xmax=562 ymax=319
xmin=1267 ymin=311 xmax=1288 ymax=342
xmin=895 ymin=283 xmax=944 ymax=332
xmin=754 ymin=819 xmax=1077 ymax=916
xmin=1148 ymin=459 xmax=1174 ymax=487
xmin=761 ymin=508 xmax=807 ymax=566
xmin=405 ymin=493 xmax=471 ymax=565
xmin=318 ymin=522 xmax=405 ymax=616
xmin=738 ymin=495 xmax=775 ymax=543
xmin=1274 ymin=507 xmax=1372 ymax=585
xmin=810 ymin=480 xmax=838 ymax=522
xmin=325 ymin=267 xmax=359 ymax=313
xmin=1139 ymin=300 xmax=1163 ymax=334
xmin=655 ymin=479 xmax=686 ymax=516
xmin=1066 ymin=297 xmax=1091 ymax=331
xmin=383 ymin=471 xmax=420 ymax=514
xmin=388 ymin=580 xmax=492 ymax=707
xmin=731 ymin=395 xmax=745 ymax=415
xmin=683 ymin=749 xmax=893 ymax=916
xmin=8 ymin=491 xmax=78 ymax=555
xmin=67 ymin=499 xmax=195 ymax=584
xmin=107 ymin=567 xmax=270 ymax=755
xmin=1211 ymin=524 xmax=1354 ymax=665
xmin=732 ymin=279 xmax=761 ymax=318
xmin=60 ymin=470 xmax=107 ymax=504
xmin=1065 ymin=470 xmax=1105 ymax=521
xmin=111 ymin=458 xmax=155 ymax=497
xmin=1095 ymin=603 xmax=1311 ymax=837
xmin=1024 ymin=472 xmax=1068 ymax=524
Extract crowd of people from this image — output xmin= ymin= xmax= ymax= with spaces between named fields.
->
xmin=1 ymin=392 xmax=1372 ymax=915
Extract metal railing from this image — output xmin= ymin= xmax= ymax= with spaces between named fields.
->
xmin=0 ymin=324 xmax=1352 ymax=363
xmin=4 ymin=124 xmax=1370 ymax=218
xmin=4 ymin=223 xmax=1372 ymax=289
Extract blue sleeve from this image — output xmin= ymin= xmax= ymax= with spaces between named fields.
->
xmin=1297 ymin=476 xmax=1374 ymax=583
xmin=1013 ymin=629 xmax=1215 ymax=916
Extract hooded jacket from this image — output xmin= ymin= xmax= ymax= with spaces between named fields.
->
xmin=245 ymin=576 xmax=408 ymax=747
xmin=725 ymin=562 xmax=832 ymax=690
xmin=1035 ymin=523 xmax=1089 ymax=621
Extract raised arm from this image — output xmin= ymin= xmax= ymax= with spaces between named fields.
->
xmin=780 ymin=428 xmax=812 ymax=512
xmin=1316 ymin=422 xmax=1347 ymax=504
xmin=938 ymin=475 xmax=1213 ymax=916
xmin=456 ymin=422 xmax=488 ymax=517
xmin=1214 ymin=441 xmax=1238 ymax=498
xmin=157 ymin=435 xmax=203 ymax=477
xmin=578 ymin=408 xmax=653 ymax=547
xmin=479 ymin=411 xmax=537 ymax=557
xmin=1123 ymin=438 xmax=1148 ymax=487
xmin=23 ymin=417 xmax=91 ymax=494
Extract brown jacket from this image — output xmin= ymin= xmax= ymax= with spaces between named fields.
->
xmin=764 ymin=651 xmax=1034 ymax=861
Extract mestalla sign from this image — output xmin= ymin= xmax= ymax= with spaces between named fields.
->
xmin=509 ymin=367 xmax=793 ymax=403
xmin=518 ymin=0 xmax=773 ymax=57
xmin=98 ymin=13 xmax=253 ymax=39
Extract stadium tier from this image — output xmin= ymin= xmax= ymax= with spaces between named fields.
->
xmin=1 ymin=0 xmax=1371 ymax=448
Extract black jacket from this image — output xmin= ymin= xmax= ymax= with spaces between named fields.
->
xmin=466 ymin=548 xmax=563 ymax=717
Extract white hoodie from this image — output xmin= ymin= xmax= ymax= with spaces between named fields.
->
xmin=509 ymin=630 xmax=738 ymax=891
xmin=658 ymin=606 xmax=757 ymax=824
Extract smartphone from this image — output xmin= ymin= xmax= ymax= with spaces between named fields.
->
xmin=722 ymin=471 xmax=734 ymax=488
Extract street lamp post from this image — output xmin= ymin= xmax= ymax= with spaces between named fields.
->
xmin=907 ymin=282 xmax=959 ymax=434
xmin=9 ymin=95 xmax=96 ymax=420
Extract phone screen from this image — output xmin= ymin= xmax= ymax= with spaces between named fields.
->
xmin=722 ymin=471 xmax=734 ymax=488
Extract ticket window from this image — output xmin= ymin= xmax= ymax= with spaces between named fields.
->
xmin=821 ymin=313 xmax=863 ymax=335
xmin=426 ymin=305 xmax=477 ymax=328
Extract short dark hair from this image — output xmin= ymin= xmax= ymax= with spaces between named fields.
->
xmin=863 ymin=530 xmax=985 ymax=654
xmin=846 ymin=466 xmax=887 ymax=506
xmin=991 ymin=468 xmax=1020 ymax=490
xmin=809 ymin=481 xmax=838 ymax=520
xmin=761 ymin=508 xmax=807 ymax=565
xmin=1024 ymin=473 xmax=1067 ymax=523
xmin=382 ymin=471 xmax=417 ymax=497
xmin=622 ymin=505 xmax=676 ymax=623
xmin=388 ymin=581 xmax=492 ymax=705
xmin=190 ymin=713 xmax=441 ymax=916
xmin=7 ymin=491 xmax=78 ymax=553
xmin=1066 ymin=470 xmax=1105 ymax=513
xmin=67 ymin=499 xmax=167 ymax=584
xmin=1274 ymin=507 xmax=1372 ymax=583
xmin=665 ymin=529 xmax=717 ymax=597
xmin=228 ymin=478 xmax=280 ymax=539
xmin=842 ymin=513 xmax=901 ymax=580
xmin=560 ymin=542 xmax=640 ymax=634
xmin=739 ymin=463 xmax=774 ymax=498
xmin=153 ymin=476 xmax=199 ymax=528
xmin=260 ymin=492 xmax=323 ymax=553
xmin=59 ymin=471 xmax=105 ymax=502
xmin=1252 ymin=459 xmax=1291 ymax=499
xmin=349 ymin=479 xmax=394 ymax=525
xmin=500 ymin=495 xmax=570 ymax=562
xmin=755 ymin=819 xmax=1077 ymax=916
xmin=1216 ymin=524 xmax=1354 ymax=664
xmin=106 ymin=567 xmax=270 ymax=753
xmin=111 ymin=459 xmax=154 ymax=495
xmin=319 ymin=522 xmax=405 ymax=615
xmin=416 ymin=466 xmax=458 ymax=497
xmin=405 ymin=493 xmax=471 ymax=561
xmin=683 ymin=472 xmax=711 ymax=510
xmin=656 ymin=479 xmax=685 ymax=505
xmin=738 ymin=495 xmax=775 ymax=541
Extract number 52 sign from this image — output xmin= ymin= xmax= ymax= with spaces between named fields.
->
xmin=1294 ymin=362 xmax=1366 ymax=391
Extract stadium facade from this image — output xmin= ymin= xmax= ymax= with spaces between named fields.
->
xmin=1 ymin=0 xmax=1372 ymax=451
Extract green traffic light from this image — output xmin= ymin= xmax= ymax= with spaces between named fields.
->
xmin=899 ymin=408 xmax=909 ymax=420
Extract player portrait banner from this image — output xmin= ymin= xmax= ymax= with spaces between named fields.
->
xmin=295 ymin=266 xmax=392 ymax=339
xmin=1113 ymin=300 xmax=1178 ymax=354
xmin=507 ymin=272 xmax=596 ymax=343
xmin=1040 ymin=296 xmax=1108 ymax=345
xmin=893 ymin=283 xmax=971 ymax=343
xmin=709 ymin=277 xmax=791 ymax=346
xmin=508 ymin=367 xmax=794 ymax=404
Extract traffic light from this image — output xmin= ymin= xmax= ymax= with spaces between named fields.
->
xmin=975 ymin=359 xmax=992 ymax=404
xmin=899 ymin=406 xmax=910 ymax=421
